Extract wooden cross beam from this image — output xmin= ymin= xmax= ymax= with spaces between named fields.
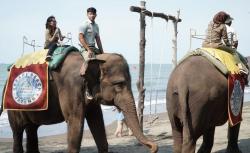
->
xmin=130 ymin=6 xmax=182 ymax=23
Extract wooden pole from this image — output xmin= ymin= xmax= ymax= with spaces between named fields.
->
xmin=130 ymin=1 xmax=182 ymax=130
xmin=136 ymin=0 xmax=146 ymax=131
xmin=172 ymin=10 xmax=180 ymax=67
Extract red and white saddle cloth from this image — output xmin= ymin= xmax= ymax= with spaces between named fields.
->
xmin=3 ymin=50 xmax=48 ymax=111
xmin=228 ymin=74 xmax=245 ymax=126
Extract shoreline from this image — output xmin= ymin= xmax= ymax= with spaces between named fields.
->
xmin=0 ymin=103 xmax=250 ymax=153
xmin=0 ymin=101 xmax=250 ymax=139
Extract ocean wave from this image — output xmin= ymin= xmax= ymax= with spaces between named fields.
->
xmin=101 ymin=98 xmax=166 ymax=111
xmin=245 ymin=87 xmax=250 ymax=94
xmin=0 ymin=93 xmax=248 ymax=129
xmin=0 ymin=112 xmax=9 ymax=128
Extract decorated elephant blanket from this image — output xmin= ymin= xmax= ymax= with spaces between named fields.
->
xmin=179 ymin=48 xmax=246 ymax=126
xmin=48 ymin=45 xmax=79 ymax=70
xmin=3 ymin=45 xmax=79 ymax=111
xmin=3 ymin=50 xmax=49 ymax=110
xmin=228 ymin=74 xmax=245 ymax=126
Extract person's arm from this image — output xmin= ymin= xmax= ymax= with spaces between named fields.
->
xmin=45 ymin=29 xmax=59 ymax=43
xmin=96 ymin=35 xmax=103 ymax=53
xmin=95 ymin=25 xmax=103 ymax=53
xmin=222 ymin=25 xmax=230 ymax=47
xmin=233 ymin=41 xmax=238 ymax=49
xmin=232 ymin=29 xmax=238 ymax=48
xmin=79 ymin=33 xmax=92 ymax=52
xmin=79 ymin=33 xmax=94 ymax=58
xmin=57 ymin=28 xmax=65 ymax=41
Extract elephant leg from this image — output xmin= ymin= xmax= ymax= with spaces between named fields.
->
xmin=67 ymin=109 xmax=85 ymax=153
xmin=25 ymin=124 xmax=40 ymax=153
xmin=197 ymin=127 xmax=215 ymax=153
xmin=8 ymin=113 xmax=25 ymax=153
xmin=182 ymin=136 xmax=196 ymax=153
xmin=172 ymin=128 xmax=183 ymax=153
xmin=58 ymin=87 xmax=85 ymax=153
xmin=226 ymin=123 xmax=242 ymax=153
xmin=182 ymin=123 xmax=196 ymax=153
xmin=13 ymin=130 xmax=23 ymax=153
xmin=169 ymin=115 xmax=183 ymax=153
xmin=85 ymin=103 xmax=108 ymax=153
xmin=12 ymin=127 xmax=24 ymax=153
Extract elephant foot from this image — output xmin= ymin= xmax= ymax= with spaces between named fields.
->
xmin=197 ymin=143 xmax=213 ymax=153
xmin=197 ymin=147 xmax=210 ymax=153
xmin=226 ymin=145 xmax=242 ymax=153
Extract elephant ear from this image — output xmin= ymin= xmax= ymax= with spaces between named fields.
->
xmin=84 ymin=59 xmax=106 ymax=83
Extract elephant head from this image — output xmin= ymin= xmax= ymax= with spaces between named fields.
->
xmin=84 ymin=53 xmax=158 ymax=153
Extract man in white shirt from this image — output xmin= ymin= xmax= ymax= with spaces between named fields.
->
xmin=79 ymin=7 xmax=104 ymax=60
xmin=79 ymin=7 xmax=104 ymax=99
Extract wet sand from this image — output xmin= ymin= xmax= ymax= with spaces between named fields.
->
xmin=0 ymin=103 xmax=250 ymax=153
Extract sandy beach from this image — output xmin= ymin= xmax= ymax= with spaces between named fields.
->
xmin=0 ymin=103 xmax=250 ymax=153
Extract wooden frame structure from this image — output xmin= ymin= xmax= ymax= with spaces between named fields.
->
xmin=130 ymin=1 xmax=182 ymax=130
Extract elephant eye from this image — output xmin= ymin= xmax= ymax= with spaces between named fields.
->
xmin=112 ymin=81 xmax=125 ymax=92
xmin=112 ymin=80 xmax=125 ymax=85
xmin=114 ymin=84 xmax=121 ymax=92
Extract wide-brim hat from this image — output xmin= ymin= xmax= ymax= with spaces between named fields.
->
xmin=225 ymin=16 xmax=234 ymax=24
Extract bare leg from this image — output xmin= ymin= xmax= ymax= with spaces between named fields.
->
xmin=85 ymin=103 xmax=108 ymax=153
xmin=114 ymin=120 xmax=123 ymax=137
xmin=25 ymin=124 xmax=40 ymax=153
xmin=197 ymin=127 xmax=215 ymax=153
xmin=226 ymin=123 xmax=242 ymax=153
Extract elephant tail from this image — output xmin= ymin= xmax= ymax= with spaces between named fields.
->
xmin=179 ymin=86 xmax=194 ymax=138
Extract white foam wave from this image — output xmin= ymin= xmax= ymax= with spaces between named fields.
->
xmin=101 ymin=105 xmax=113 ymax=111
xmin=0 ymin=112 xmax=9 ymax=128
xmin=144 ymin=99 xmax=166 ymax=106
xmin=245 ymin=87 xmax=250 ymax=94
xmin=100 ymin=98 xmax=166 ymax=111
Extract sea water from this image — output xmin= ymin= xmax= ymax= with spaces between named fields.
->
xmin=0 ymin=63 xmax=249 ymax=138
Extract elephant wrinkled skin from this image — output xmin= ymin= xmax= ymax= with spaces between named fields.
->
xmin=167 ymin=56 xmax=247 ymax=153
xmin=4 ymin=52 xmax=158 ymax=153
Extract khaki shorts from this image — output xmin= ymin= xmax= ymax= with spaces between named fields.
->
xmin=81 ymin=47 xmax=101 ymax=61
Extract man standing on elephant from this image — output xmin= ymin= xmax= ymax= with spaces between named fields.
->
xmin=79 ymin=7 xmax=104 ymax=60
xmin=79 ymin=7 xmax=104 ymax=99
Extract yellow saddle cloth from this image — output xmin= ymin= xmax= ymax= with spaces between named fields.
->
xmin=202 ymin=48 xmax=241 ymax=74
xmin=14 ymin=50 xmax=48 ymax=68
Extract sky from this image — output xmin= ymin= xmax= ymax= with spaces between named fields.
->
xmin=0 ymin=0 xmax=250 ymax=64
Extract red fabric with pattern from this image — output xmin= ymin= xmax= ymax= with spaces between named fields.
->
xmin=228 ymin=74 xmax=245 ymax=126
xmin=3 ymin=63 xmax=48 ymax=110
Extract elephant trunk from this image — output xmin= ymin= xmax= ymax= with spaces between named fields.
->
xmin=115 ymin=94 xmax=158 ymax=153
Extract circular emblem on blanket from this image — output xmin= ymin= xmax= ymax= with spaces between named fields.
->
xmin=12 ymin=72 xmax=43 ymax=105
xmin=230 ymin=80 xmax=243 ymax=116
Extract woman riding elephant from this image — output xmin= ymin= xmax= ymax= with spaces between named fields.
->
xmin=202 ymin=11 xmax=249 ymax=80
xmin=44 ymin=16 xmax=65 ymax=61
